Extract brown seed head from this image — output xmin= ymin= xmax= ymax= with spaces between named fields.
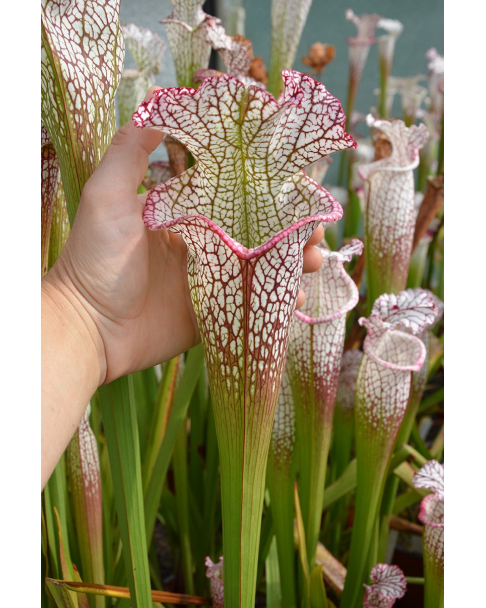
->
xmin=248 ymin=56 xmax=268 ymax=85
xmin=302 ymin=42 xmax=336 ymax=74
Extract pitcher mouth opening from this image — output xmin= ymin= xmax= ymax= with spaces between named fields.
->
xmin=144 ymin=210 xmax=342 ymax=261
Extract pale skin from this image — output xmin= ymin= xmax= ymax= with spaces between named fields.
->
xmin=41 ymin=87 xmax=326 ymax=489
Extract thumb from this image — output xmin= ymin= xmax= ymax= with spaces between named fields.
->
xmin=84 ymin=87 xmax=165 ymax=202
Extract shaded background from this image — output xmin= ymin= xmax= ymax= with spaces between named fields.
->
xmin=120 ymin=0 xmax=444 ymax=173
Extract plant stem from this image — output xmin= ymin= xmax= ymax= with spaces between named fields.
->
xmin=173 ymin=418 xmax=194 ymax=595
xmin=143 ymin=357 xmax=180 ymax=492
xmin=329 ymin=409 xmax=354 ymax=555
xmin=436 ymin=114 xmax=444 ymax=176
xmin=344 ymin=186 xmax=362 ymax=239
xmin=406 ymin=577 xmax=425 ymax=585
xmin=98 ymin=376 xmax=152 ymax=608
xmin=267 ymin=450 xmax=297 ymax=607
xmin=340 ymin=459 xmax=386 ymax=608
xmin=379 ymin=58 xmax=388 ymax=119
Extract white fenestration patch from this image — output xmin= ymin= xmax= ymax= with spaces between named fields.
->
xmin=358 ymin=118 xmax=429 ymax=298
xmin=162 ymin=0 xmax=213 ymax=87
xmin=269 ymin=0 xmax=313 ymax=89
xmin=370 ymin=289 xmax=438 ymax=335
xmin=413 ymin=459 xmax=444 ymax=498
xmin=205 ymin=555 xmax=224 ymax=608
xmin=355 ymin=289 xmax=435 ymax=458
xmin=41 ymin=0 xmax=124 ymax=212
xmin=363 ymin=563 xmax=407 ymax=608
xmin=117 ymin=23 xmax=166 ymax=125
xmin=137 ymin=72 xmax=355 ymax=250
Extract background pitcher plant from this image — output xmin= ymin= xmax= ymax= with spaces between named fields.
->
xmin=341 ymin=289 xmax=437 ymax=608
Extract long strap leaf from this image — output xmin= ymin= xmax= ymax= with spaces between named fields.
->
xmin=98 ymin=375 xmax=152 ymax=607
xmin=144 ymin=344 xmax=204 ymax=543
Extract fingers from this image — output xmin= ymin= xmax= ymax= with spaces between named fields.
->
xmin=302 ymin=244 xmax=323 ymax=273
xmin=84 ymin=87 xmax=165 ymax=202
xmin=299 ymin=223 xmax=325 ymax=308
xmin=307 ymin=223 xmax=325 ymax=246
xmin=295 ymin=289 xmax=306 ymax=309
xmin=302 ymin=223 xmax=325 ymax=273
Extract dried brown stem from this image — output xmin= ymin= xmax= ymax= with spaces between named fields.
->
xmin=412 ymin=174 xmax=444 ymax=251
xmin=315 ymin=543 xmax=347 ymax=596
xmin=164 ymin=135 xmax=189 ymax=177
xmin=389 ymin=514 xmax=423 ymax=536
xmin=46 ymin=579 xmax=212 ymax=605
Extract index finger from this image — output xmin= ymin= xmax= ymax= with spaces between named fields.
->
xmin=307 ymin=223 xmax=325 ymax=246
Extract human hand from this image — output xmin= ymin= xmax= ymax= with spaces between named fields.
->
xmin=43 ymin=87 xmax=325 ymax=386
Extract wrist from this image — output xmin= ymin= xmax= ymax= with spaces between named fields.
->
xmin=42 ymin=266 xmax=107 ymax=387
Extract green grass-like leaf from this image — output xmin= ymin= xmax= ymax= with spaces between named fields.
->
xmin=144 ymin=344 xmax=204 ymax=543
xmin=98 ymin=375 xmax=151 ymax=607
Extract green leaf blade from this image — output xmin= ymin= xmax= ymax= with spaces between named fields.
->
xmin=98 ymin=376 xmax=151 ymax=607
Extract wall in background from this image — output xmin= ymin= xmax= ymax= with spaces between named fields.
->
xmin=243 ymin=0 xmax=444 ymax=119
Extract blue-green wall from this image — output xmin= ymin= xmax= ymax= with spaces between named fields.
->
xmin=244 ymin=0 xmax=444 ymax=119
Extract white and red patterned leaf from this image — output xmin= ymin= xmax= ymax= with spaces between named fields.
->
xmin=355 ymin=290 xmax=429 ymax=483
xmin=359 ymin=316 xmax=427 ymax=372
xmin=267 ymin=0 xmax=313 ymax=96
xmin=370 ymin=289 xmax=439 ymax=334
xmin=388 ymin=76 xmax=427 ymax=123
xmin=376 ymin=18 xmax=403 ymax=69
xmin=42 ymin=127 xmax=61 ymax=276
xmin=117 ymin=24 xmax=166 ymax=125
xmin=117 ymin=70 xmax=152 ymax=127
xmin=167 ymin=0 xmax=206 ymax=27
xmin=425 ymin=48 xmax=444 ymax=115
xmin=361 ymin=116 xmax=429 ymax=177
xmin=286 ymin=240 xmax=361 ymax=559
xmin=67 ymin=406 xmax=104 ymax=587
xmin=346 ymin=9 xmax=381 ymax=42
xmin=356 ymin=288 xmax=434 ymax=457
xmin=359 ymin=117 xmax=429 ymax=300
xmin=271 ymin=365 xmax=295 ymax=469
xmin=135 ymin=71 xmax=353 ymax=603
xmin=426 ymin=47 xmax=444 ymax=77
xmin=295 ymin=240 xmax=362 ymax=323
xmin=204 ymin=20 xmax=254 ymax=81
xmin=363 ymin=564 xmax=407 ymax=608
xmin=378 ymin=18 xmax=403 ymax=37
xmin=328 ymin=238 xmax=364 ymax=263
xmin=122 ymin=23 xmax=166 ymax=74
xmin=345 ymin=8 xmax=381 ymax=100
xmin=336 ymin=349 xmax=363 ymax=413
xmin=135 ymin=71 xmax=355 ymax=250
xmin=162 ymin=0 xmax=214 ymax=87
xmin=419 ymin=493 xmax=444 ymax=528
xmin=205 ymin=556 xmax=224 ymax=608
xmin=413 ymin=459 xmax=444 ymax=498
xmin=41 ymin=0 xmax=124 ymax=220
xmin=41 ymin=122 xmax=50 ymax=147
